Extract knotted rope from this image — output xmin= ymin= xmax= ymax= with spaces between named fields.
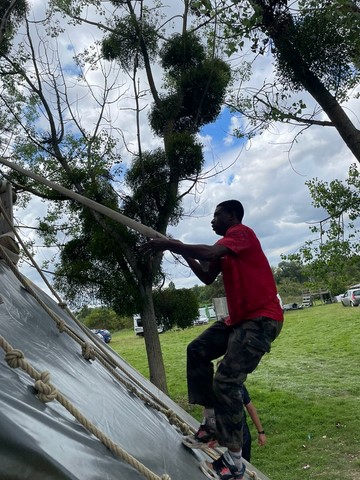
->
xmin=0 ymin=335 xmax=171 ymax=480
xmin=0 ymin=240 xmax=193 ymax=437
xmin=0 ymin=187 xmax=257 ymax=479
xmin=0 ymin=231 xmax=258 ymax=478
xmin=0 ymin=200 xmax=192 ymax=428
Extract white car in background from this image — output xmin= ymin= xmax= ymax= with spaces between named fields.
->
xmin=340 ymin=285 xmax=360 ymax=307
xmin=194 ymin=307 xmax=209 ymax=326
xmin=133 ymin=314 xmax=164 ymax=335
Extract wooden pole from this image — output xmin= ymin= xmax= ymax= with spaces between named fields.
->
xmin=0 ymin=157 xmax=166 ymax=239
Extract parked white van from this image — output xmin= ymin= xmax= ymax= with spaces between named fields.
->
xmin=133 ymin=314 xmax=164 ymax=335
xmin=207 ymin=305 xmax=216 ymax=319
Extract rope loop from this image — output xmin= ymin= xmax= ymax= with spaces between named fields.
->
xmin=57 ymin=320 xmax=66 ymax=333
xmin=161 ymin=475 xmax=171 ymax=480
xmin=39 ymin=370 xmax=51 ymax=384
xmin=82 ymin=342 xmax=96 ymax=361
xmin=179 ymin=422 xmax=192 ymax=435
xmin=5 ymin=348 xmax=24 ymax=368
xmin=128 ymin=385 xmax=137 ymax=395
xmin=167 ymin=409 xmax=177 ymax=425
xmin=34 ymin=370 xmax=57 ymax=403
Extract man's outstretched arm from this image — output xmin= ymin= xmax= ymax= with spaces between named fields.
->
xmin=183 ymin=256 xmax=221 ymax=285
xmin=140 ymin=238 xmax=229 ymax=284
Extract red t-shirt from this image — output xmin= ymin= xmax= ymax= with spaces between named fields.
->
xmin=216 ymin=224 xmax=283 ymax=326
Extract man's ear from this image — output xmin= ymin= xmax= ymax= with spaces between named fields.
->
xmin=229 ymin=211 xmax=237 ymax=222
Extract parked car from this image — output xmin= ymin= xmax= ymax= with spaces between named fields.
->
xmin=340 ymin=287 xmax=360 ymax=307
xmin=194 ymin=308 xmax=209 ymax=326
xmin=91 ymin=329 xmax=112 ymax=343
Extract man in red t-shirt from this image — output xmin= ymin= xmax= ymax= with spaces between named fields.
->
xmin=141 ymin=200 xmax=283 ymax=480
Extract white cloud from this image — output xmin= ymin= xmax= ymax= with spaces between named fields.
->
xmin=223 ymin=116 xmax=241 ymax=146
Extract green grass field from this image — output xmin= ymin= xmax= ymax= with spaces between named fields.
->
xmin=111 ymin=303 xmax=360 ymax=480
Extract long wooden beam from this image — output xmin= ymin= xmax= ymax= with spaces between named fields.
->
xmin=0 ymin=157 xmax=165 ymax=239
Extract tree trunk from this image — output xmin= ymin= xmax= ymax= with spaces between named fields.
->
xmin=140 ymin=281 xmax=168 ymax=394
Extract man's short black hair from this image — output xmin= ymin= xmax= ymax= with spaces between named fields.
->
xmin=217 ymin=200 xmax=244 ymax=222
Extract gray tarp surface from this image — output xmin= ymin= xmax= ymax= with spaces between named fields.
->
xmin=0 ymin=260 xmax=269 ymax=480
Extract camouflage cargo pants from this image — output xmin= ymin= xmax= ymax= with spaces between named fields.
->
xmin=187 ymin=317 xmax=282 ymax=450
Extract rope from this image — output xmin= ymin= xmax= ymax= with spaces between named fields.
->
xmin=0 ymin=199 xmax=194 ymax=435
xmin=0 ymin=237 xmax=194 ymax=435
xmin=0 ymin=213 xmax=255 ymax=479
xmin=0 ymin=201 xmax=120 ymax=367
xmin=0 ymin=245 xmax=259 ymax=480
xmin=0 ymin=173 xmax=205 ymax=431
xmin=0 ymin=335 xmax=171 ymax=480
xmin=0 ymin=181 xmax=257 ymax=478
